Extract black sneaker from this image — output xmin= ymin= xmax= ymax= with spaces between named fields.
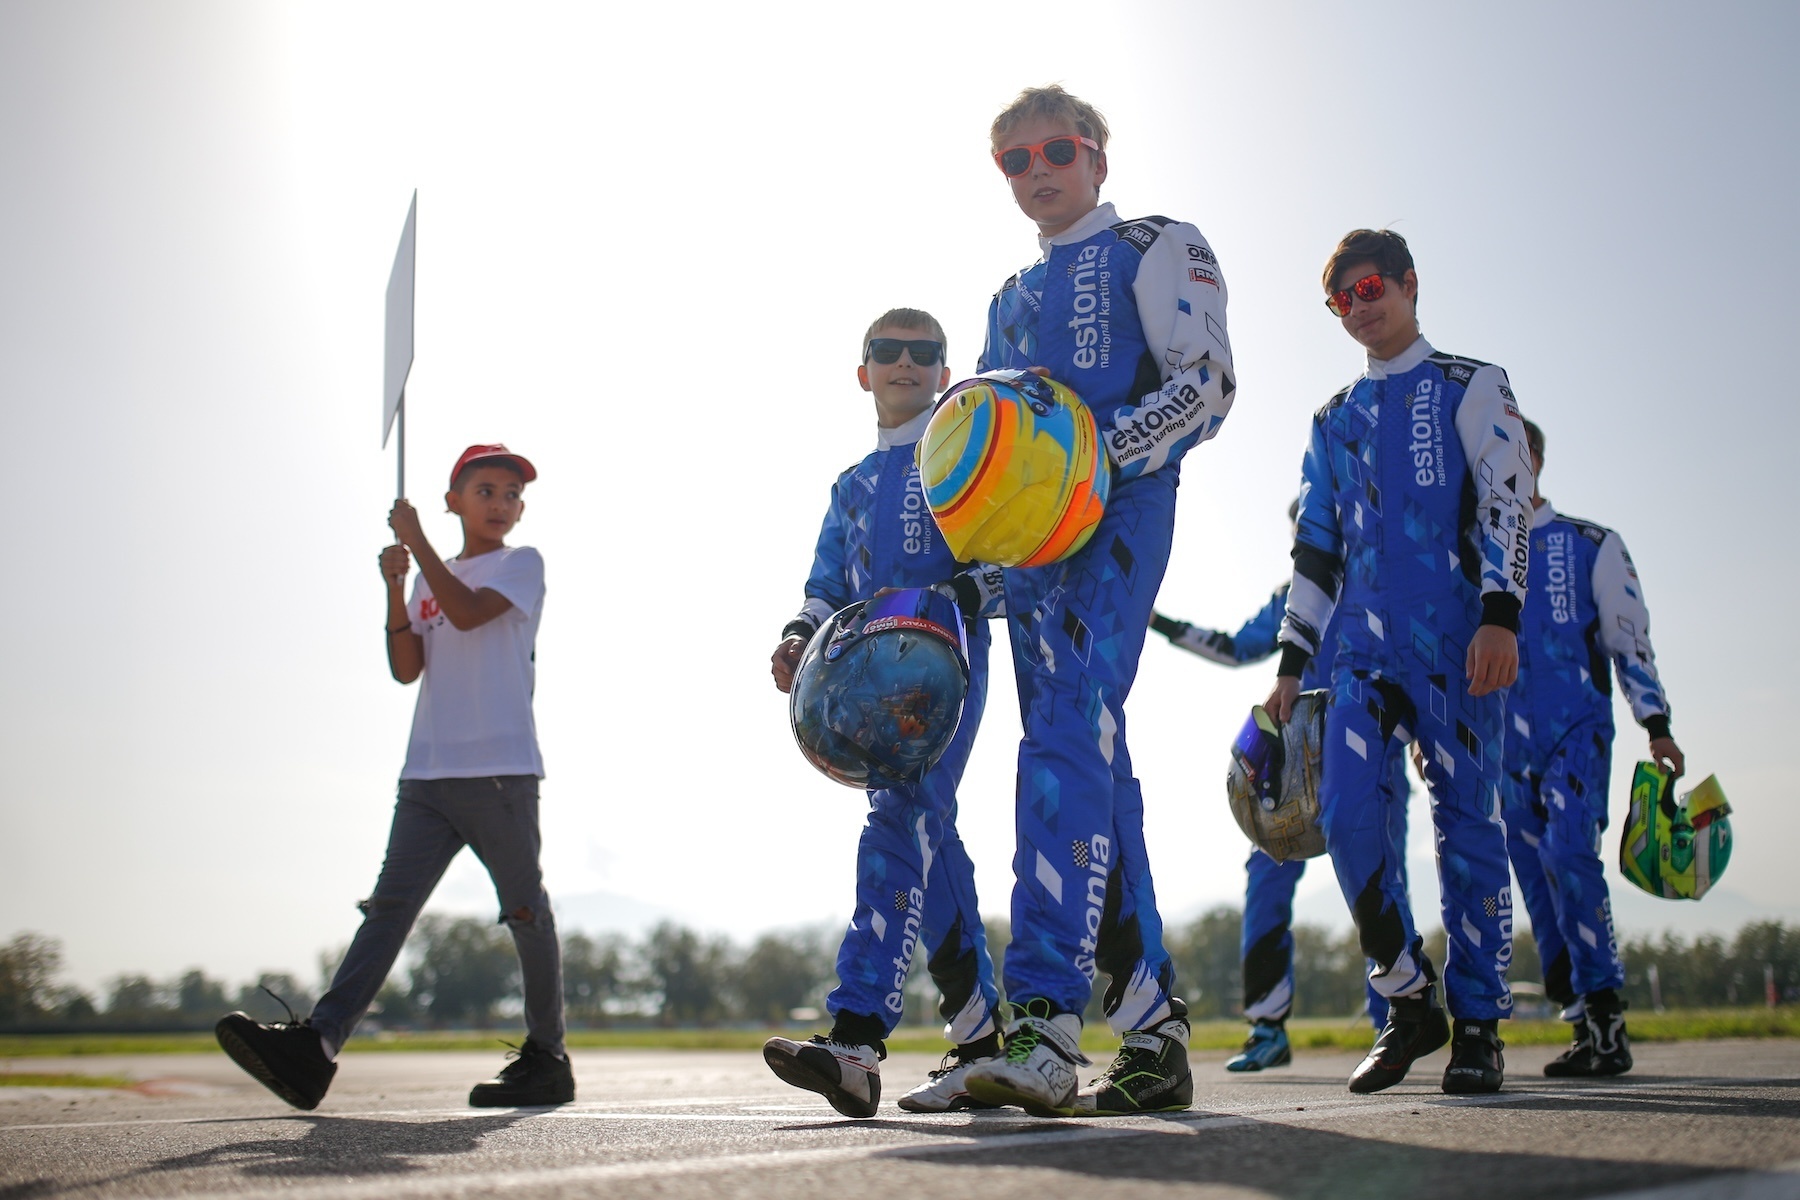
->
xmin=215 ymin=1011 xmax=336 ymax=1110
xmin=1072 ymin=1013 xmax=1194 ymax=1115
xmin=469 ymin=1039 xmax=575 ymax=1107
xmin=1442 ymin=1019 xmax=1505 ymax=1093
xmin=1542 ymin=1023 xmax=1595 ymax=1077
xmin=1348 ymin=987 xmax=1450 ymax=1094
xmin=1583 ymin=992 xmax=1633 ymax=1077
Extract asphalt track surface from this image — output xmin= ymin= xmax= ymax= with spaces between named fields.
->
xmin=2 ymin=1041 xmax=1797 ymax=1199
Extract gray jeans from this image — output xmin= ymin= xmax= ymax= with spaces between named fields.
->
xmin=310 ymin=775 xmax=565 ymax=1058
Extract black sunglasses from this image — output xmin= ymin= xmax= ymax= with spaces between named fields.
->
xmin=865 ymin=338 xmax=944 ymax=366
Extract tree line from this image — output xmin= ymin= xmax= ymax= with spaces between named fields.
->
xmin=4 ymin=914 xmax=1795 ymax=1033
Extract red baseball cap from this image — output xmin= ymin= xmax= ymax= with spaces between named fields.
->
xmin=449 ymin=444 xmax=537 ymax=487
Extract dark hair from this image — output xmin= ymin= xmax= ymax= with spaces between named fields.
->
xmin=1521 ymin=418 xmax=1545 ymax=463
xmin=451 ymin=458 xmax=529 ymax=492
xmin=1323 ymin=229 xmax=1416 ymax=302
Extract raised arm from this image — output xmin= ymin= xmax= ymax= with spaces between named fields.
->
xmin=389 ymin=500 xmax=516 ymax=632
xmin=1152 ymin=586 xmax=1287 ymax=666
xmin=1104 ymin=222 xmax=1237 ymax=481
xmin=380 ymin=544 xmax=423 ymax=684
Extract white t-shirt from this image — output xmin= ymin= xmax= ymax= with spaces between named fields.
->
xmin=401 ymin=545 xmax=545 ymax=780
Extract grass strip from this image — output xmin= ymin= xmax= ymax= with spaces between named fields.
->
xmin=2 ymin=1009 xmax=1796 ymax=1058
xmin=0 ymin=1071 xmax=136 ymax=1088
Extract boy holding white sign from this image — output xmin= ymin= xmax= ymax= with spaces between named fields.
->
xmin=216 ymin=444 xmax=571 ymax=1110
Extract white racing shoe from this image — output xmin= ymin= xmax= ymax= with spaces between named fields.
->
xmin=962 ymin=1004 xmax=1087 ymax=1118
xmin=762 ymin=1035 xmax=881 ymax=1119
xmin=896 ymin=1049 xmax=1000 ymax=1113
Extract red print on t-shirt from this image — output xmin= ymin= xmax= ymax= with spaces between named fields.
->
xmin=421 ymin=597 xmax=441 ymax=620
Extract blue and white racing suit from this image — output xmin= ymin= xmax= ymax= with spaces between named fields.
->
xmin=1505 ymin=500 xmax=1671 ymax=1011
xmin=1277 ymin=336 xmax=1535 ymax=1019
xmin=1154 ymin=589 xmax=1406 ymax=1027
xmin=786 ymin=409 xmax=1007 ymax=1044
xmin=981 ymin=201 xmax=1236 ymax=1030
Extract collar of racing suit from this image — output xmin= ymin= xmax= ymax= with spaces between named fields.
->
xmin=1036 ymin=201 xmax=1121 ymax=253
xmin=876 ymin=406 xmax=934 ymax=451
xmin=1532 ymin=498 xmax=1558 ymax=530
xmin=1364 ymin=335 xmax=1434 ymax=379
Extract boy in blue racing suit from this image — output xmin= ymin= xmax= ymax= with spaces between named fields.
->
xmin=1265 ymin=229 xmax=1535 ymax=1096
xmin=1506 ymin=418 xmax=1682 ymax=1078
xmin=959 ymin=86 xmax=1237 ymax=1119
xmin=766 ymin=309 xmax=1008 ymax=1118
xmin=1151 ymin=505 xmax=1407 ymax=1071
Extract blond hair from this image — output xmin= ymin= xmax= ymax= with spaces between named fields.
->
xmin=990 ymin=84 xmax=1111 ymax=152
xmin=862 ymin=308 xmax=947 ymax=360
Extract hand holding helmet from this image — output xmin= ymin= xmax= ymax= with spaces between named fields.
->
xmin=788 ymin=587 xmax=972 ymax=790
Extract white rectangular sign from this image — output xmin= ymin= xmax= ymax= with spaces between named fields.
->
xmin=382 ymin=190 xmax=416 ymax=447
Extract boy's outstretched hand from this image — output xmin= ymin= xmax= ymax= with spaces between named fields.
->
xmin=1465 ymin=625 xmax=1518 ymax=696
xmin=379 ymin=545 xmax=412 ymax=588
xmin=771 ymin=636 xmax=807 ymax=694
xmin=389 ymin=499 xmax=425 ymax=549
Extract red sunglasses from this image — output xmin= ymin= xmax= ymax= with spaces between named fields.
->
xmin=994 ymin=135 xmax=1100 ymax=178
xmin=1325 ymin=272 xmax=1387 ymax=317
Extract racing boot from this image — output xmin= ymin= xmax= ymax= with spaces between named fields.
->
xmin=1348 ymin=977 xmax=1449 ymax=1094
xmin=763 ymin=1032 xmax=883 ymax=1118
xmin=1581 ymin=990 xmax=1633 ymax=1077
xmin=214 ymin=1010 xmax=336 ymax=1111
xmin=896 ymin=1033 xmax=1001 ymax=1113
xmin=1225 ymin=1020 xmax=1291 ymax=1072
xmin=1441 ymin=1018 xmax=1505 ymax=1094
xmin=1542 ymin=1021 xmax=1596 ymax=1077
xmin=469 ymin=1039 xmax=575 ymax=1107
xmin=1073 ymin=1003 xmax=1193 ymax=1115
xmin=962 ymin=1000 xmax=1087 ymax=1117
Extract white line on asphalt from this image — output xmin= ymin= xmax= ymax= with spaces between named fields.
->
xmin=0 ymin=1072 xmax=1762 ymax=1134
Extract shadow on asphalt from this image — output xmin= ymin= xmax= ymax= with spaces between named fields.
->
xmin=880 ymin=1117 xmax=1725 ymax=1200
xmin=0 ymin=1112 xmax=538 ymax=1198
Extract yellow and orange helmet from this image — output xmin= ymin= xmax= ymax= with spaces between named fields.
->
xmin=915 ymin=370 xmax=1111 ymax=568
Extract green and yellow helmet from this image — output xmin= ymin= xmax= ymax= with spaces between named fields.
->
xmin=1619 ymin=763 xmax=1733 ymax=900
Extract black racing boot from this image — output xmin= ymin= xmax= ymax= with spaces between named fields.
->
xmin=1542 ymin=1020 xmax=1596 ymax=1077
xmin=1582 ymin=990 xmax=1633 ymax=1077
xmin=469 ymin=1039 xmax=576 ymax=1107
xmin=1073 ymin=1001 xmax=1194 ymax=1115
xmin=1349 ymin=981 xmax=1449 ymax=1094
xmin=1442 ymin=1018 xmax=1505 ymax=1093
xmin=215 ymin=1011 xmax=337 ymax=1110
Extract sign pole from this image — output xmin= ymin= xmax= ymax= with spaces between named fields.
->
xmin=396 ymin=392 xmax=405 ymax=501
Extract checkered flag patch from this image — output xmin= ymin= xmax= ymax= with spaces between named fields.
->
xmin=894 ymin=890 xmax=910 ymax=912
xmin=1072 ymin=841 xmax=1090 ymax=869
xmin=1483 ymin=897 xmax=1498 ymax=918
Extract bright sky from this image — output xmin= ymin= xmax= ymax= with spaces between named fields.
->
xmin=3 ymin=1 xmax=1795 ymax=996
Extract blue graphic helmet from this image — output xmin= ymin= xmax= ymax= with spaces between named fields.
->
xmin=789 ymin=587 xmax=970 ymax=789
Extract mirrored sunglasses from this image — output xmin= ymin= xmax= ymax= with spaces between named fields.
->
xmin=994 ymin=135 xmax=1100 ymax=179
xmin=1325 ymin=272 xmax=1386 ymax=317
